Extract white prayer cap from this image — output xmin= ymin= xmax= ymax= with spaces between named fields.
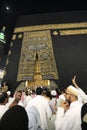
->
xmin=59 ymin=94 xmax=66 ymax=101
xmin=51 ymin=90 xmax=57 ymax=96
xmin=67 ymin=85 xmax=78 ymax=97
xmin=7 ymin=91 xmax=11 ymax=96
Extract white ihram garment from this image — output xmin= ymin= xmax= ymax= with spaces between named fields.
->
xmin=55 ymin=101 xmax=83 ymax=130
xmin=26 ymin=95 xmax=52 ymax=130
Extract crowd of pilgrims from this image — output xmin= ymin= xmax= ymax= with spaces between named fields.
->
xmin=0 ymin=75 xmax=87 ymax=130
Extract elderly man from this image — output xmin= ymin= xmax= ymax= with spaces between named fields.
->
xmin=55 ymin=85 xmax=83 ymax=130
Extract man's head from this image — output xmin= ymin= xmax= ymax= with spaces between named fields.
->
xmin=7 ymin=91 xmax=11 ymax=97
xmin=51 ymin=90 xmax=57 ymax=97
xmin=36 ymin=87 xmax=43 ymax=95
xmin=65 ymin=85 xmax=78 ymax=103
xmin=14 ymin=90 xmax=22 ymax=102
xmin=0 ymin=92 xmax=8 ymax=104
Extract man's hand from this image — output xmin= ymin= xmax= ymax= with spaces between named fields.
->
xmin=72 ymin=75 xmax=76 ymax=84
xmin=72 ymin=75 xmax=79 ymax=89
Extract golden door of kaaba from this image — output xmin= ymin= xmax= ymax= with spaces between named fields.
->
xmin=17 ymin=30 xmax=58 ymax=88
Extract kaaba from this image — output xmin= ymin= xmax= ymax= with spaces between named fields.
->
xmin=5 ymin=11 xmax=87 ymax=93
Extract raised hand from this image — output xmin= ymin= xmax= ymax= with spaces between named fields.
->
xmin=72 ymin=75 xmax=79 ymax=89
xmin=72 ymin=75 xmax=76 ymax=84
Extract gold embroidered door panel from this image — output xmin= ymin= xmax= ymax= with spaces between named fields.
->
xmin=17 ymin=30 xmax=58 ymax=86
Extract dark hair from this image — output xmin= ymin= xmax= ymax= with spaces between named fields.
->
xmin=0 ymin=92 xmax=8 ymax=103
xmin=36 ymin=87 xmax=43 ymax=95
xmin=16 ymin=90 xmax=22 ymax=93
